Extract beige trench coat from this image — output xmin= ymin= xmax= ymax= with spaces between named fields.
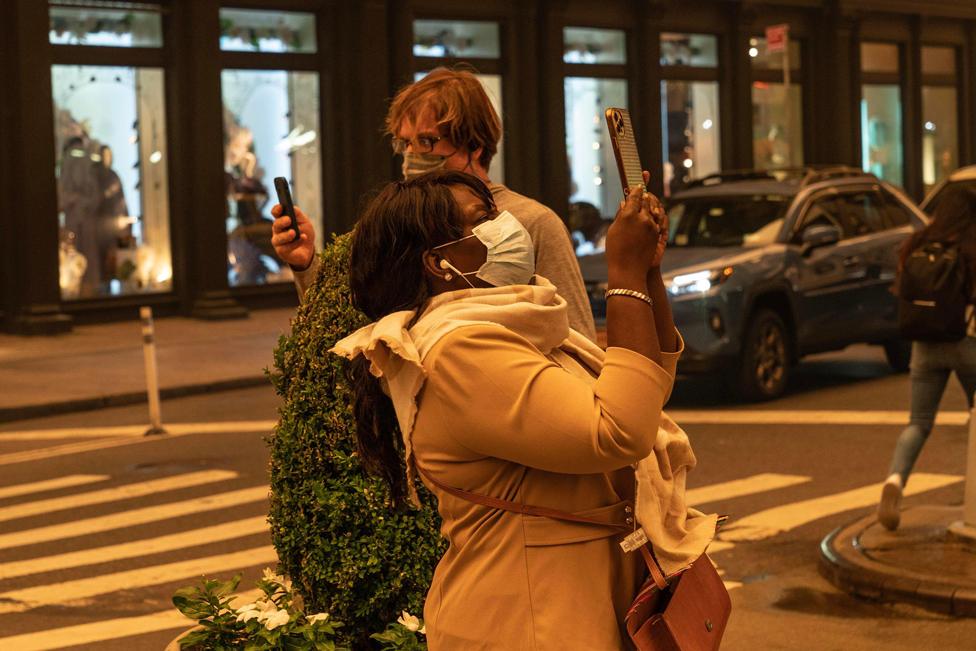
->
xmin=411 ymin=324 xmax=682 ymax=650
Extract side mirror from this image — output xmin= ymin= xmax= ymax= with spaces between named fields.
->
xmin=800 ymin=224 xmax=841 ymax=256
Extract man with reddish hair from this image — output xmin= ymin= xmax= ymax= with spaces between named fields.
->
xmin=272 ymin=67 xmax=596 ymax=340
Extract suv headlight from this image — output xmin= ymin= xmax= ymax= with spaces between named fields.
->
xmin=667 ymin=267 xmax=734 ymax=296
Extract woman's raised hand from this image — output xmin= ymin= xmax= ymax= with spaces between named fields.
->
xmin=605 ymin=172 xmax=666 ymax=278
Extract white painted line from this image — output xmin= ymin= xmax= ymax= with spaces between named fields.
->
xmin=0 ymin=546 xmax=278 ymax=613
xmin=0 ymin=515 xmax=269 ymax=580
xmin=0 ymin=485 xmax=268 ymax=551
xmin=0 ymin=420 xmax=278 ymax=441
xmin=668 ymin=410 xmax=969 ymax=426
xmin=687 ymin=473 xmax=811 ymax=507
xmin=0 ymin=475 xmax=108 ymax=501
xmin=0 ymin=589 xmax=263 ymax=651
xmin=717 ymin=472 xmax=962 ymax=542
xmin=0 ymin=470 xmax=238 ymax=523
xmin=0 ymin=421 xmax=276 ymax=467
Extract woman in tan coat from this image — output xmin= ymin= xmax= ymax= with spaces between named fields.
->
xmin=332 ymin=170 xmax=716 ymax=649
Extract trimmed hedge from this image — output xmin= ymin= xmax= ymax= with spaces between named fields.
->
xmin=267 ymin=232 xmax=445 ymax=649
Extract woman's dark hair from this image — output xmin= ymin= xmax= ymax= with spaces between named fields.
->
xmin=347 ymin=170 xmax=495 ymax=504
xmin=900 ymin=183 xmax=976 ymax=268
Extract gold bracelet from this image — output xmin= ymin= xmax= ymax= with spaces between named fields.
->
xmin=605 ymin=288 xmax=653 ymax=307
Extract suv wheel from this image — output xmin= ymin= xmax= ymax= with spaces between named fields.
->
xmin=731 ymin=309 xmax=791 ymax=401
xmin=883 ymin=340 xmax=911 ymax=373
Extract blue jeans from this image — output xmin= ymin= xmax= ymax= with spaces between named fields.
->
xmin=888 ymin=338 xmax=976 ymax=485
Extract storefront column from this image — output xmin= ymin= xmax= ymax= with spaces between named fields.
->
xmin=636 ymin=2 xmax=665 ymax=199
xmin=727 ymin=4 xmax=755 ymax=169
xmin=6 ymin=0 xmax=72 ymax=334
xmin=811 ymin=4 xmax=858 ymax=167
xmin=904 ymin=18 xmax=923 ymax=201
xmin=963 ymin=21 xmax=976 ymax=166
xmin=171 ymin=0 xmax=247 ymax=320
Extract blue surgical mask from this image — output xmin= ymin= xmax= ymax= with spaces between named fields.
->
xmin=433 ymin=211 xmax=535 ymax=287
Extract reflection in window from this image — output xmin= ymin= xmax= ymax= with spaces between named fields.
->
xmin=52 ymin=65 xmax=172 ymax=299
xmin=49 ymin=6 xmax=163 ymax=48
xmin=219 ymin=9 xmax=317 ymax=53
xmin=749 ymin=36 xmax=801 ymax=70
xmin=565 ymin=77 xmax=628 ymax=234
xmin=563 ymin=27 xmax=626 ymax=65
xmin=861 ymin=85 xmax=903 ymax=186
xmin=661 ymin=81 xmax=720 ymax=196
xmin=222 ymin=70 xmax=322 ymax=286
xmin=922 ymin=86 xmax=957 ymax=192
xmin=660 ymin=33 xmax=717 ymax=67
xmin=413 ymin=20 xmax=500 ymax=58
xmin=413 ymin=71 xmax=505 ymax=183
xmin=752 ymin=83 xmax=803 ymax=169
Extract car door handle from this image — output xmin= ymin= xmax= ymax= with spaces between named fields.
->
xmin=842 ymin=255 xmax=861 ymax=268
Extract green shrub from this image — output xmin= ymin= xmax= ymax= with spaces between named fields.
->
xmin=267 ymin=232 xmax=445 ymax=649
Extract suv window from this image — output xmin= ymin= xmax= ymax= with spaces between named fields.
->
xmin=667 ymin=195 xmax=790 ymax=248
xmin=794 ymin=190 xmax=883 ymax=241
xmin=879 ymin=188 xmax=913 ymax=228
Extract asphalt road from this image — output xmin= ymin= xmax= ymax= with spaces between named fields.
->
xmin=1 ymin=344 xmax=974 ymax=650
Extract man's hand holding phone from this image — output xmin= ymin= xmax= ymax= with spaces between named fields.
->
xmin=271 ymin=204 xmax=316 ymax=271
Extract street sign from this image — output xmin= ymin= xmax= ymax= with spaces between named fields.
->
xmin=765 ymin=24 xmax=790 ymax=53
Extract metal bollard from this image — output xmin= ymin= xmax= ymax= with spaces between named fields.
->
xmin=140 ymin=306 xmax=168 ymax=436
xmin=948 ymin=393 xmax=976 ymax=540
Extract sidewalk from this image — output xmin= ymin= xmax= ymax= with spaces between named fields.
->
xmin=0 ymin=307 xmax=296 ymax=423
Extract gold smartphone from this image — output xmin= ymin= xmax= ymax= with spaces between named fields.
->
xmin=604 ymin=107 xmax=644 ymax=194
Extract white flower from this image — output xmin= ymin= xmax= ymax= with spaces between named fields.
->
xmin=307 ymin=612 xmax=330 ymax=624
xmin=258 ymin=605 xmax=291 ymax=631
xmin=397 ymin=610 xmax=421 ymax=632
xmin=235 ymin=603 xmax=262 ymax=623
xmin=419 ymin=625 xmax=426 ymax=635
xmin=261 ymin=568 xmax=292 ymax=590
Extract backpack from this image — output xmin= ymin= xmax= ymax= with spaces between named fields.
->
xmin=896 ymin=241 xmax=971 ymax=342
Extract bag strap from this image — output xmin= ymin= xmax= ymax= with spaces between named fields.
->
xmin=416 ymin=465 xmax=671 ymax=588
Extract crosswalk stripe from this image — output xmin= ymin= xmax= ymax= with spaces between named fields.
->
xmin=717 ymin=472 xmax=962 ymax=542
xmin=0 ymin=470 xmax=238 ymax=523
xmin=0 ymin=589 xmax=264 ymax=651
xmin=0 ymin=545 xmax=278 ymax=613
xmin=0 ymin=475 xmax=109 ymax=500
xmin=668 ymin=409 xmax=969 ymax=426
xmin=0 ymin=420 xmax=279 ymax=441
xmin=687 ymin=473 xmax=811 ymax=506
xmin=0 ymin=421 xmax=277 ymax=467
xmin=0 ymin=485 xmax=268 ymax=551
xmin=0 ymin=515 xmax=269 ymax=580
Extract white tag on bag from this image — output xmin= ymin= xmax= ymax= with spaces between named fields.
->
xmin=619 ymin=528 xmax=649 ymax=553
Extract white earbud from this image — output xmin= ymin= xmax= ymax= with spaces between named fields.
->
xmin=439 ymin=259 xmax=450 ymax=270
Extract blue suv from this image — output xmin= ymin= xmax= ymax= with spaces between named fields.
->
xmin=581 ymin=167 xmax=928 ymax=400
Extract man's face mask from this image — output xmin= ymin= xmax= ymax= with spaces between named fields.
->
xmin=402 ymin=151 xmax=448 ymax=179
xmin=433 ymin=211 xmax=535 ymax=288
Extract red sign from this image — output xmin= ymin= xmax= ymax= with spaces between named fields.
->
xmin=765 ymin=24 xmax=790 ymax=53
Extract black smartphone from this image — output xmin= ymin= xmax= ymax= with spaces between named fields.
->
xmin=604 ymin=107 xmax=644 ymax=194
xmin=273 ymin=177 xmax=302 ymax=239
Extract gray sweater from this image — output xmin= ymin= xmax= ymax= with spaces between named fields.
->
xmin=292 ymin=183 xmax=597 ymax=342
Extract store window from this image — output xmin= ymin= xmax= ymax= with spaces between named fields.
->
xmin=750 ymin=36 xmax=803 ymax=170
xmin=921 ymin=46 xmax=958 ymax=193
xmin=563 ymin=27 xmax=627 ymax=258
xmin=220 ymin=9 xmax=322 ymax=288
xmin=49 ymin=5 xmax=163 ymax=47
xmin=50 ymin=2 xmax=172 ymax=301
xmin=219 ymin=8 xmax=317 ymax=54
xmin=221 ymin=71 xmax=322 ymax=287
xmin=413 ymin=20 xmax=505 ymax=183
xmin=860 ymin=43 xmax=903 ymax=186
xmin=660 ymin=33 xmax=720 ymax=196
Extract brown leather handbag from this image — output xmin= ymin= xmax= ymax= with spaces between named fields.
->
xmin=417 ymin=467 xmax=730 ymax=650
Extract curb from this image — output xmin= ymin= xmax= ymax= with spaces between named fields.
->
xmin=819 ymin=510 xmax=976 ymax=617
xmin=0 ymin=376 xmax=271 ymax=424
